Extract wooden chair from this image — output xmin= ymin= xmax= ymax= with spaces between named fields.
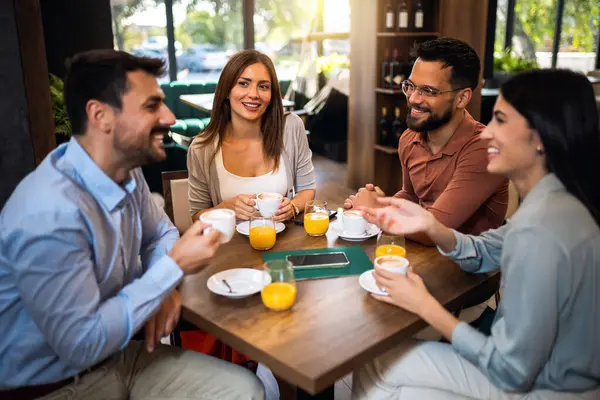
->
xmin=161 ymin=170 xmax=192 ymax=234
xmin=161 ymin=170 xmax=201 ymax=346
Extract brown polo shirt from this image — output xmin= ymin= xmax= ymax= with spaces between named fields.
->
xmin=395 ymin=111 xmax=508 ymax=244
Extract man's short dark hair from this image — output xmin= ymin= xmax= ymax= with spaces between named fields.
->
xmin=64 ymin=49 xmax=166 ymax=134
xmin=414 ymin=38 xmax=481 ymax=91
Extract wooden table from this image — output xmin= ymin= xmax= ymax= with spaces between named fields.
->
xmin=179 ymin=210 xmax=499 ymax=396
xmin=180 ymin=93 xmax=296 ymax=113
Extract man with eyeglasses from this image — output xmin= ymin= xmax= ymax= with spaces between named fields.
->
xmin=345 ymin=38 xmax=508 ymax=245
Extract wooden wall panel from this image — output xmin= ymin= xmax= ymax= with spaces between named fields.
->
xmin=40 ymin=0 xmax=114 ymax=79
xmin=439 ymin=0 xmax=489 ymax=121
xmin=0 ymin=0 xmax=54 ymax=208
xmin=346 ymin=0 xmax=377 ymax=190
xmin=16 ymin=0 xmax=55 ymax=166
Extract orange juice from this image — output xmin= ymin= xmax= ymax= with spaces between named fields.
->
xmin=249 ymin=225 xmax=276 ymax=250
xmin=261 ymin=282 xmax=297 ymax=311
xmin=376 ymin=244 xmax=406 ymax=258
xmin=304 ymin=212 xmax=329 ymax=236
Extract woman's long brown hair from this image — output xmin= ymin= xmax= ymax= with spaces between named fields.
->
xmin=193 ymin=50 xmax=284 ymax=169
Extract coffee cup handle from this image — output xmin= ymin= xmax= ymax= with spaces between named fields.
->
xmin=253 ymin=193 xmax=259 ymax=210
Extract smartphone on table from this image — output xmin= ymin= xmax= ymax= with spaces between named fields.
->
xmin=286 ymin=251 xmax=349 ymax=270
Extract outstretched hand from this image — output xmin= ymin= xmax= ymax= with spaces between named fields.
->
xmin=358 ymin=197 xmax=435 ymax=236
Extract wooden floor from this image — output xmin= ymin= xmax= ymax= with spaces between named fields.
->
xmin=312 ymin=154 xmax=355 ymax=207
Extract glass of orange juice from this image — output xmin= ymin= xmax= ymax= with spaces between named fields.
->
xmin=261 ymin=259 xmax=296 ymax=311
xmin=375 ymin=231 xmax=406 ymax=258
xmin=304 ymin=200 xmax=329 ymax=236
xmin=249 ymin=216 xmax=276 ymax=251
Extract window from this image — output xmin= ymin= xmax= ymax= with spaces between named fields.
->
xmin=494 ymin=0 xmax=509 ymax=53
xmin=254 ymin=0 xmax=319 ymax=81
xmin=556 ymin=0 xmax=599 ymax=72
xmin=110 ymin=0 xmax=175 ymax=83
xmin=110 ymin=0 xmax=351 ymax=84
xmin=494 ymin=0 xmax=600 ymax=73
xmin=175 ymin=0 xmax=243 ymax=82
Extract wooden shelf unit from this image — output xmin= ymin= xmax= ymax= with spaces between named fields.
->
xmin=375 ymin=87 xmax=404 ymax=95
xmin=376 ymin=31 xmax=439 ymax=37
xmin=373 ymin=0 xmax=441 ymax=195
xmin=374 ymin=144 xmax=398 ymax=154
xmin=347 ymin=0 xmax=489 ymax=192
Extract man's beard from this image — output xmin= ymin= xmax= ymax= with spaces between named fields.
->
xmin=113 ymin=125 xmax=170 ymax=167
xmin=406 ymin=104 xmax=454 ymax=133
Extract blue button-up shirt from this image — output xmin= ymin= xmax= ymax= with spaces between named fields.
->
xmin=0 ymin=138 xmax=182 ymax=389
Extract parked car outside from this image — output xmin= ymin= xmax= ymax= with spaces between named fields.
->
xmin=177 ymin=45 xmax=228 ymax=72
xmin=130 ymin=48 xmax=169 ymax=74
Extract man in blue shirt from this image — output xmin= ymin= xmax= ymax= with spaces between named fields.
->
xmin=0 ymin=50 xmax=264 ymax=399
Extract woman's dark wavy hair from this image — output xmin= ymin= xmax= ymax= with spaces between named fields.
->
xmin=501 ymin=69 xmax=600 ymax=225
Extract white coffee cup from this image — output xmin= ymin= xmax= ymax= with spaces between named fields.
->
xmin=200 ymin=209 xmax=236 ymax=243
xmin=342 ymin=210 xmax=368 ymax=235
xmin=374 ymin=255 xmax=409 ymax=275
xmin=255 ymin=192 xmax=283 ymax=218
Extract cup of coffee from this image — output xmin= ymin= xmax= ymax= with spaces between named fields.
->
xmin=374 ymin=255 xmax=409 ymax=275
xmin=342 ymin=210 xmax=368 ymax=235
xmin=374 ymin=255 xmax=409 ymax=293
xmin=200 ymin=209 xmax=236 ymax=243
xmin=255 ymin=192 xmax=283 ymax=218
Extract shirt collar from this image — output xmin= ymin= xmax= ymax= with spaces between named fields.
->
xmin=61 ymin=137 xmax=137 ymax=212
xmin=411 ymin=111 xmax=479 ymax=156
xmin=520 ymin=173 xmax=564 ymax=209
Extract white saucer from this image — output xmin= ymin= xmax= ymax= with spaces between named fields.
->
xmin=329 ymin=220 xmax=381 ymax=242
xmin=207 ymin=268 xmax=271 ymax=299
xmin=358 ymin=270 xmax=388 ymax=296
xmin=236 ymin=221 xmax=286 ymax=236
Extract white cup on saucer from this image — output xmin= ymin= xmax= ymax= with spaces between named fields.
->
xmin=255 ymin=192 xmax=283 ymax=217
xmin=200 ymin=209 xmax=236 ymax=243
xmin=374 ymin=255 xmax=409 ymax=275
xmin=373 ymin=255 xmax=409 ymax=292
xmin=341 ymin=210 xmax=368 ymax=236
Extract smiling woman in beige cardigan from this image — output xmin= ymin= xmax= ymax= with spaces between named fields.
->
xmin=187 ymin=50 xmax=316 ymax=223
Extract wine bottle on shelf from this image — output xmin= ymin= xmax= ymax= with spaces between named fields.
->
xmin=379 ymin=106 xmax=391 ymax=146
xmin=391 ymin=107 xmax=407 ymax=148
xmin=390 ymin=49 xmax=403 ymax=90
xmin=401 ymin=53 xmax=415 ymax=79
xmin=397 ymin=0 xmax=409 ymax=31
xmin=381 ymin=48 xmax=391 ymax=88
xmin=414 ymin=0 xmax=424 ymax=29
xmin=384 ymin=3 xmax=395 ymax=32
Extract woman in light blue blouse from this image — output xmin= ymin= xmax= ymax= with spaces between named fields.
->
xmin=353 ymin=69 xmax=600 ymax=399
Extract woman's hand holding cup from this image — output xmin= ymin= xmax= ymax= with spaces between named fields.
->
xmin=228 ymin=194 xmax=260 ymax=220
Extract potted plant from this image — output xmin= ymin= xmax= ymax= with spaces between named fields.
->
xmin=490 ymin=49 xmax=539 ymax=87
xmin=49 ymin=73 xmax=72 ymax=145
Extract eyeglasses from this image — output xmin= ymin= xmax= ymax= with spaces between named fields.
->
xmin=401 ymin=80 xmax=467 ymax=98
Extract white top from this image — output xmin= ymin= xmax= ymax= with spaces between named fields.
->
xmin=216 ymin=149 xmax=288 ymax=201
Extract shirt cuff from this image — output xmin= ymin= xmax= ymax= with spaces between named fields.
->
xmin=451 ymin=321 xmax=488 ymax=365
xmin=437 ymin=230 xmax=462 ymax=257
xmin=437 ymin=230 xmax=479 ymax=262
xmin=145 ymin=255 xmax=184 ymax=291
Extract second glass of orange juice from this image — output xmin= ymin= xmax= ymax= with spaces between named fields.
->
xmin=249 ymin=216 xmax=276 ymax=251
xmin=261 ymin=259 xmax=296 ymax=311
xmin=376 ymin=231 xmax=406 ymax=258
xmin=304 ymin=200 xmax=329 ymax=236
